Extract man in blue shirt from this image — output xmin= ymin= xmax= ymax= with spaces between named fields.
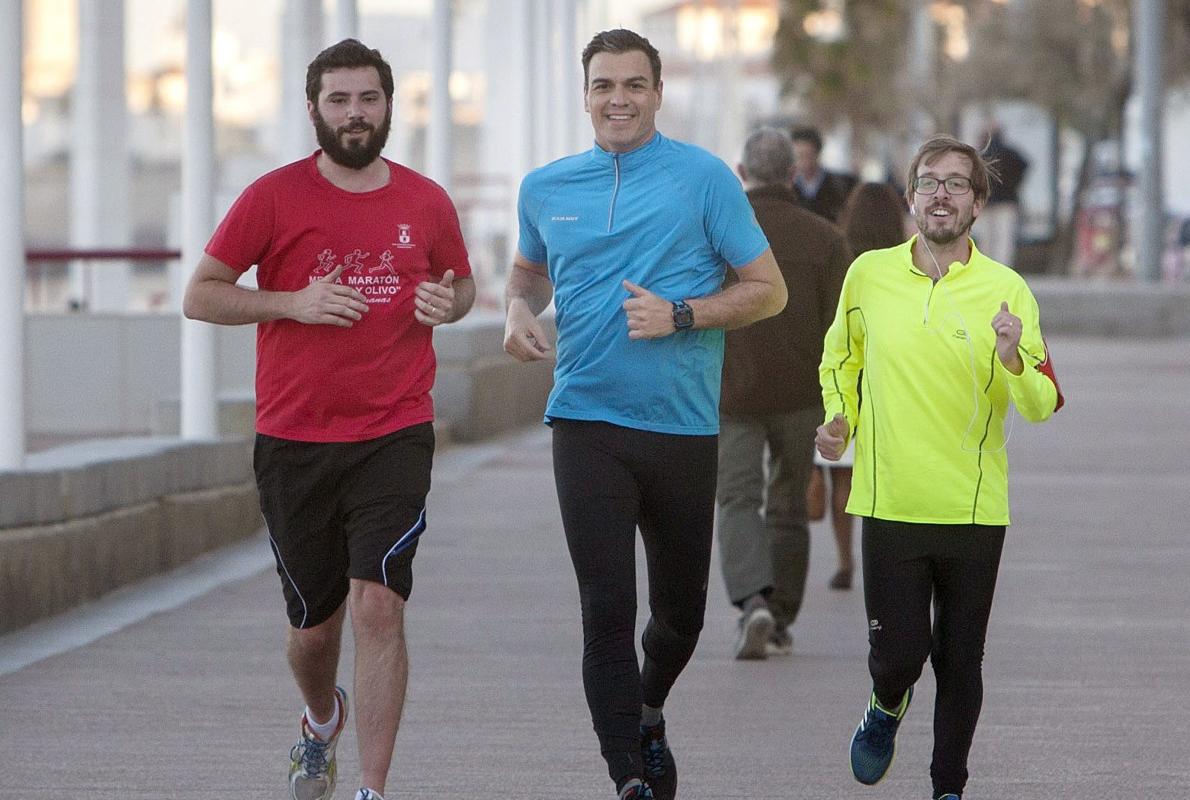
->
xmin=503 ymin=28 xmax=787 ymax=800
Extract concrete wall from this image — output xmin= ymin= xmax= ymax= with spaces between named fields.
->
xmin=26 ymin=314 xmax=255 ymax=436
xmin=26 ymin=311 xmax=556 ymax=441
xmin=1030 ymin=279 xmax=1190 ymax=338
xmin=4 ymin=312 xmax=555 ymax=635
xmin=0 ymin=438 xmax=260 ymax=635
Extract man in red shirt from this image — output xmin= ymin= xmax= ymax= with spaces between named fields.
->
xmin=183 ymin=39 xmax=474 ymax=800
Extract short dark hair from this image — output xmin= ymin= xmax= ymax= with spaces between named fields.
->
xmin=790 ymin=126 xmax=823 ymax=153
xmin=905 ymin=134 xmax=995 ymax=206
xmin=581 ymin=29 xmax=662 ymax=88
xmin=306 ymin=39 xmax=394 ymax=105
xmin=741 ymin=127 xmax=794 ymax=187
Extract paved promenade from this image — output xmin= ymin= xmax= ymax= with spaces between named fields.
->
xmin=2 ymin=336 xmax=1188 ymax=799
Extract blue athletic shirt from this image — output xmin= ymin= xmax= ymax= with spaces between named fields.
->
xmin=517 ymin=132 xmax=770 ymax=435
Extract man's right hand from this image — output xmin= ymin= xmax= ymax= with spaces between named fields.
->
xmin=503 ymin=300 xmax=552 ymax=362
xmin=815 ymin=413 xmax=849 ymax=461
xmin=287 ymin=264 xmax=369 ymax=327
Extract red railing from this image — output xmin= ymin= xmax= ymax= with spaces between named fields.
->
xmin=25 ymin=248 xmax=182 ymax=312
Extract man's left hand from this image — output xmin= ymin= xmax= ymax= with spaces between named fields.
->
xmin=415 ymin=269 xmax=456 ymax=327
xmin=622 ymin=280 xmax=677 ymax=340
xmin=991 ymin=300 xmax=1024 ymax=374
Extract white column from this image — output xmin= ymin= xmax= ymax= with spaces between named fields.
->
xmin=280 ymin=0 xmax=325 ymax=164
xmin=70 ymin=0 xmax=130 ymax=312
xmin=0 ymin=0 xmax=26 ymax=467
xmin=427 ymin=0 xmax=453 ymax=192
xmin=533 ymin=0 xmax=554 ymax=164
xmin=510 ymin=0 xmax=536 ymax=251
xmin=1133 ymin=0 xmax=1165 ymax=283
xmin=907 ymin=0 xmax=935 ymax=142
xmin=555 ymin=0 xmax=582 ymax=154
xmin=334 ymin=0 xmax=359 ymax=42
xmin=181 ymin=0 xmax=218 ymax=440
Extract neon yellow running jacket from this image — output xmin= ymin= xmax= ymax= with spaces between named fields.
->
xmin=819 ymin=237 xmax=1063 ymax=525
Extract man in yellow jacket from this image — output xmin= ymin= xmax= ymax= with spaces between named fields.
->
xmin=817 ymin=134 xmax=1063 ymax=800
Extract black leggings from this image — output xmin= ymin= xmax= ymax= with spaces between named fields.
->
xmin=861 ymin=517 xmax=1006 ymax=798
xmin=552 ymin=419 xmax=718 ymax=786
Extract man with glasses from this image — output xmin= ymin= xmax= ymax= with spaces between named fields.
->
xmin=815 ymin=135 xmax=1064 ymax=800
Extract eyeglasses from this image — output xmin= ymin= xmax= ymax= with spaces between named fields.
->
xmin=913 ymin=176 xmax=972 ymax=195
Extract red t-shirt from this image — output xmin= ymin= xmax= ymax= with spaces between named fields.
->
xmin=205 ymin=153 xmax=472 ymax=442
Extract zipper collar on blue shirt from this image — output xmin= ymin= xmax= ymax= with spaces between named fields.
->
xmin=588 ymin=131 xmax=664 ymax=171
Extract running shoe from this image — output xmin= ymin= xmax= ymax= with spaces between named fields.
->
xmin=849 ymin=687 xmax=912 ymax=785
xmin=766 ymin=626 xmax=793 ymax=657
xmin=734 ymin=601 xmax=775 ymax=660
xmin=289 ymin=685 xmax=349 ymax=800
xmin=618 ymin=780 xmax=655 ymax=800
xmin=935 ymin=794 xmax=961 ymax=799
xmin=355 ymin=790 xmax=385 ymax=800
xmin=640 ymin=718 xmax=676 ymax=800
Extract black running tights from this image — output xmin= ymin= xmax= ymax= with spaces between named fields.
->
xmin=552 ymin=419 xmax=717 ymax=786
xmin=861 ymin=516 xmax=1006 ymax=798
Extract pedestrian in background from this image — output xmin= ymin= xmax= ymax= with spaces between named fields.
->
xmin=973 ymin=122 xmax=1028 ymax=266
xmin=790 ymin=125 xmax=858 ymax=222
xmin=716 ymin=127 xmax=850 ymax=658
xmin=809 ymin=181 xmax=907 ymax=591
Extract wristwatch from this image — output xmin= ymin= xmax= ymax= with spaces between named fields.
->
xmin=671 ymin=300 xmax=694 ymax=331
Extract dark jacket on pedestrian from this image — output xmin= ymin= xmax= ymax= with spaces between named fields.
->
xmin=985 ymin=134 xmax=1028 ymax=206
xmin=721 ymin=185 xmax=852 ymax=415
xmin=794 ymin=170 xmax=857 ymax=222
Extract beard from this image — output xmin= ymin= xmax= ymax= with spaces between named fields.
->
xmin=915 ymin=203 xmax=975 ymax=246
xmin=313 ymin=106 xmax=392 ymax=170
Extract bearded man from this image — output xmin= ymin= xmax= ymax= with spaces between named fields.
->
xmin=183 ymin=39 xmax=475 ymax=800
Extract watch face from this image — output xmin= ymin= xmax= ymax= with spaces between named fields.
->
xmin=673 ymin=302 xmax=694 ymax=329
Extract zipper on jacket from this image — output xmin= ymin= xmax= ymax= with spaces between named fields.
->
xmin=607 ymin=154 xmax=621 ymax=232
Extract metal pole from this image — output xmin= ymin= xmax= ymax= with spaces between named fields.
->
xmin=0 ymin=0 xmax=26 ymax=467
xmin=1134 ymin=0 xmax=1165 ymax=283
xmin=181 ymin=0 xmax=218 ymax=439
xmin=428 ymin=0 xmax=453 ymax=192
xmin=335 ymin=0 xmax=359 ymax=42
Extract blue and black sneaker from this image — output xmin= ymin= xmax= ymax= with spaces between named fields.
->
xmin=640 ymin=718 xmax=677 ymax=800
xmin=849 ymin=687 xmax=912 ymax=785
xmin=935 ymin=794 xmax=961 ymax=799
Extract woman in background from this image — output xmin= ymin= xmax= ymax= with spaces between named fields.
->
xmin=812 ymin=181 xmax=908 ymax=590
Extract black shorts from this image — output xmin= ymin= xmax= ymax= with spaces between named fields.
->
xmin=254 ymin=422 xmax=434 ymax=629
